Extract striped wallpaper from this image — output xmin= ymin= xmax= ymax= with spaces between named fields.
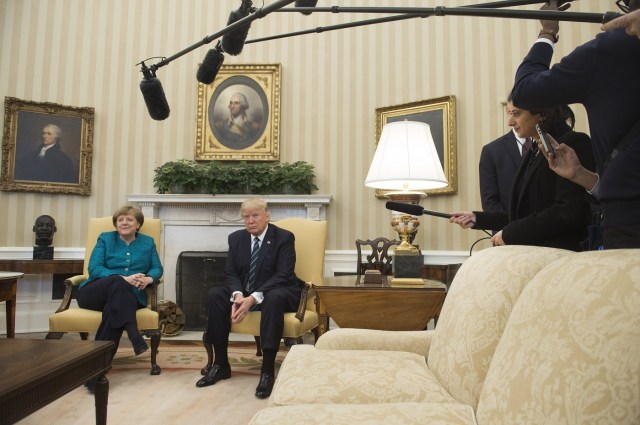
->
xmin=0 ymin=0 xmax=601 ymax=252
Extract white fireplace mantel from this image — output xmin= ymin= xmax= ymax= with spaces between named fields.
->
xmin=126 ymin=194 xmax=333 ymax=301
xmin=127 ymin=194 xmax=332 ymax=222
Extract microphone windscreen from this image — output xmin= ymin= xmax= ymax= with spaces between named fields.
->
xmin=385 ymin=201 xmax=425 ymax=216
xmin=295 ymin=0 xmax=318 ymax=15
xmin=140 ymin=77 xmax=170 ymax=121
xmin=221 ymin=8 xmax=252 ymax=56
xmin=196 ymin=48 xmax=224 ymax=84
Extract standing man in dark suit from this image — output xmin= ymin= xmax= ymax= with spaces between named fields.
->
xmin=451 ymin=104 xmax=595 ymax=251
xmin=196 ymin=198 xmax=304 ymax=399
xmin=480 ymin=129 xmax=523 ymax=213
xmin=479 ymin=96 xmax=530 ymax=213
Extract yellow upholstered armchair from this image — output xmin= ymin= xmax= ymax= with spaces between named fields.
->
xmin=201 ymin=218 xmax=327 ymax=372
xmin=46 ymin=217 xmax=163 ymax=375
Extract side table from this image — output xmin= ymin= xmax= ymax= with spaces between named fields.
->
xmin=0 ymin=272 xmax=24 ymax=338
xmin=314 ymin=275 xmax=446 ymax=337
xmin=421 ymin=263 xmax=462 ymax=290
xmin=0 ymin=259 xmax=84 ymax=275
xmin=0 ymin=259 xmax=84 ymax=300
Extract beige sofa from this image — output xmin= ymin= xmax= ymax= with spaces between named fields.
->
xmin=250 ymin=245 xmax=640 ymax=424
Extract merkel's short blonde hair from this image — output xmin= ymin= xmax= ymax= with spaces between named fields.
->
xmin=112 ymin=205 xmax=145 ymax=228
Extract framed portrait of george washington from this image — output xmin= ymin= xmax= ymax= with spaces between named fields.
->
xmin=374 ymin=95 xmax=457 ymax=198
xmin=195 ymin=63 xmax=281 ymax=161
xmin=1 ymin=97 xmax=94 ymax=195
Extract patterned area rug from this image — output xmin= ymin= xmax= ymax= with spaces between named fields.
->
xmin=113 ymin=340 xmax=289 ymax=374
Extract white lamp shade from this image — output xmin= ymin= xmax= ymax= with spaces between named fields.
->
xmin=365 ymin=120 xmax=448 ymax=190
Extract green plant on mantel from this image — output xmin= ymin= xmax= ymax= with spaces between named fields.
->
xmin=153 ymin=159 xmax=202 ymax=194
xmin=153 ymin=160 xmax=318 ymax=195
xmin=246 ymin=162 xmax=276 ymax=195
xmin=200 ymin=161 xmax=225 ymax=195
xmin=276 ymin=161 xmax=319 ymax=194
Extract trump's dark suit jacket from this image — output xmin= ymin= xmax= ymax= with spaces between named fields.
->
xmin=225 ymin=223 xmax=304 ymax=295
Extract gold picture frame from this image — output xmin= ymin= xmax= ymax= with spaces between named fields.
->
xmin=195 ymin=63 xmax=281 ymax=161
xmin=1 ymin=97 xmax=94 ymax=196
xmin=374 ymin=95 xmax=457 ymax=198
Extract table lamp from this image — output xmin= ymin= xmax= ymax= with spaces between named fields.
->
xmin=364 ymin=120 xmax=447 ymax=276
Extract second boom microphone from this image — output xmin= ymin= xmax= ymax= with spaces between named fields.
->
xmin=221 ymin=0 xmax=254 ymax=55
xmin=385 ymin=201 xmax=452 ymax=219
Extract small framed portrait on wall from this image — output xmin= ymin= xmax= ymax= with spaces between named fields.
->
xmin=1 ymin=97 xmax=94 ymax=195
xmin=195 ymin=63 xmax=281 ymax=161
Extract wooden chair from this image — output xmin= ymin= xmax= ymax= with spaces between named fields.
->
xmin=201 ymin=218 xmax=327 ymax=372
xmin=46 ymin=217 xmax=163 ymax=375
xmin=355 ymin=237 xmax=400 ymax=277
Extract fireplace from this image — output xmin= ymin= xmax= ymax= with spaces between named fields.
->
xmin=126 ymin=194 xmax=332 ymax=302
xmin=176 ymin=251 xmax=227 ymax=331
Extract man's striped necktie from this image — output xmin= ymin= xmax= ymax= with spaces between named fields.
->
xmin=247 ymin=236 xmax=260 ymax=293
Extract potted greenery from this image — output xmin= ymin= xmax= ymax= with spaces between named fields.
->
xmin=153 ymin=159 xmax=318 ymax=195
xmin=246 ymin=162 xmax=275 ymax=194
xmin=200 ymin=161 xmax=224 ymax=195
xmin=276 ymin=161 xmax=319 ymax=194
xmin=153 ymin=159 xmax=202 ymax=194
xmin=225 ymin=162 xmax=250 ymax=194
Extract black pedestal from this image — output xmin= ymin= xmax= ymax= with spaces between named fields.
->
xmin=393 ymin=254 xmax=424 ymax=278
xmin=33 ymin=246 xmax=54 ymax=260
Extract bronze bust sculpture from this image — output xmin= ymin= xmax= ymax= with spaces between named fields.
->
xmin=33 ymin=215 xmax=56 ymax=259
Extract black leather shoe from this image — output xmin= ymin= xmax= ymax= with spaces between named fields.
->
xmin=130 ymin=334 xmax=149 ymax=356
xmin=195 ymin=364 xmax=231 ymax=388
xmin=255 ymin=373 xmax=274 ymax=399
xmin=133 ymin=340 xmax=148 ymax=356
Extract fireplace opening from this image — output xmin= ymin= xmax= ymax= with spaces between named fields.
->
xmin=176 ymin=251 xmax=227 ymax=331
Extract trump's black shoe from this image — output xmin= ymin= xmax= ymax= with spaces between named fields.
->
xmin=255 ymin=373 xmax=274 ymax=399
xmin=195 ymin=364 xmax=231 ymax=388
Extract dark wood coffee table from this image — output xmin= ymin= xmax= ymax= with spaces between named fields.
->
xmin=0 ymin=339 xmax=114 ymax=425
xmin=314 ymin=275 xmax=447 ymax=336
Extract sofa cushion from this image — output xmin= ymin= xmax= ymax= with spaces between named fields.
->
xmin=315 ymin=328 xmax=433 ymax=357
xmin=428 ymin=245 xmax=572 ymax=409
xmin=476 ymin=249 xmax=640 ymax=425
xmin=250 ymin=402 xmax=477 ymax=425
xmin=269 ymin=345 xmax=457 ymax=406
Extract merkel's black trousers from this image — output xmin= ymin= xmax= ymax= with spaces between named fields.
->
xmin=77 ymin=275 xmax=143 ymax=354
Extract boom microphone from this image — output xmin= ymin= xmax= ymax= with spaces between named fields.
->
xmin=139 ymin=62 xmax=170 ymax=121
xmin=294 ymin=0 xmax=318 ymax=15
xmin=196 ymin=42 xmax=225 ymax=84
xmin=221 ymin=0 xmax=254 ymax=55
xmin=386 ymin=201 xmax=452 ymax=219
